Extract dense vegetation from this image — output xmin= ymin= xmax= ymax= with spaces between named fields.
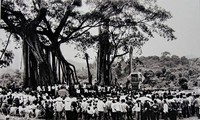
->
xmin=78 ymin=52 xmax=200 ymax=90
xmin=1 ymin=52 xmax=200 ymax=90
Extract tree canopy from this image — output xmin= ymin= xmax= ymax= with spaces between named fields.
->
xmin=0 ymin=0 xmax=176 ymax=87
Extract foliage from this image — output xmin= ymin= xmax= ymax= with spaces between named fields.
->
xmin=75 ymin=0 xmax=176 ymax=63
xmin=0 ymin=70 xmax=23 ymax=88
xmin=155 ymin=70 xmax=162 ymax=78
xmin=105 ymin=52 xmax=200 ymax=89
xmin=0 ymin=50 xmax=14 ymax=68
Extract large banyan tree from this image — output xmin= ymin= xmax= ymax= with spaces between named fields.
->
xmin=1 ymin=0 xmax=94 ymax=89
xmin=1 ymin=0 xmax=176 ymax=88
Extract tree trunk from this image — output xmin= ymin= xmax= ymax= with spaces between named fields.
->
xmin=97 ymin=20 xmax=111 ymax=86
xmin=129 ymin=46 xmax=133 ymax=74
xmin=2 ymin=7 xmax=79 ymax=89
xmin=21 ymin=22 xmax=78 ymax=89
xmin=85 ymin=53 xmax=92 ymax=85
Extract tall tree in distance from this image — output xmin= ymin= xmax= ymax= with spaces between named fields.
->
xmin=77 ymin=0 xmax=176 ymax=85
xmin=85 ymin=53 xmax=92 ymax=84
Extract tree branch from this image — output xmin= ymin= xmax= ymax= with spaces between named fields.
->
xmin=43 ymin=17 xmax=53 ymax=34
xmin=2 ymin=6 xmax=26 ymax=22
xmin=59 ymin=21 xmax=102 ymax=44
xmin=54 ymin=6 xmax=74 ymax=40
xmin=110 ymin=51 xmax=129 ymax=66
xmin=0 ymin=33 xmax=12 ymax=60
xmin=1 ymin=8 xmax=20 ymax=34
xmin=115 ymin=51 xmax=129 ymax=58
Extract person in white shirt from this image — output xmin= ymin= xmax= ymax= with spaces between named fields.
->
xmin=24 ymin=103 xmax=36 ymax=119
xmin=34 ymin=104 xmax=42 ymax=119
xmin=37 ymin=86 xmax=42 ymax=92
xmin=64 ymin=95 xmax=72 ymax=120
xmin=163 ymin=100 xmax=168 ymax=120
xmin=134 ymin=100 xmax=142 ymax=120
xmin=106 ymin=97 xmax=112 ymax=118
xmin=111 ymin=99 xmax=117 ymax=120
xmin=97 ymin=98 xmax=105 ymax=120
xmin=121 ymin=99 xmax=128 ymax=120
xmin=18 ymin=105 xmax=25 ymax=117
xmin=115 ymin=98 xmax=122 ymax=120
xmin=54 ymin=97 xmax=64 ymax=120
xmin=187 ymin=94 xmax=193 ymax=116
xmin=9 ymin=105 xmax=18 ymax=116
xmin=103 ymin=98 xmax=109 ymax=120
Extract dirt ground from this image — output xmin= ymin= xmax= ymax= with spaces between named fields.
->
xmin=0 ymin=114 xmax=199 ymax=120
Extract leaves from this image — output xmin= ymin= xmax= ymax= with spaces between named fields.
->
xmin=0 ymin=50 xmax=14 ymax=68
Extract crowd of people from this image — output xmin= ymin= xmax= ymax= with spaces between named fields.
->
xmin=0 ymin=84 xmax=200 ymax=120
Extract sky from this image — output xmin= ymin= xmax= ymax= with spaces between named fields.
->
xmin=0 ymin=0 xmax=200 ymax=70
xmin=142 ymin=0 xmax=200 ymax=58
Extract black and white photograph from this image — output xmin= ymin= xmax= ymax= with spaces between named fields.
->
xmin=0 ymin=0 xmax=200 ymax=120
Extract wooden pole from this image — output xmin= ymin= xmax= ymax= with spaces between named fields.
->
xmin=129 ymin=46 xmax=133 ymax=74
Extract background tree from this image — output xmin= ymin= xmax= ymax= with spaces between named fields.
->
xmin=171 ymin=55 xmax=180 ymax=65
xmin=180 ymin=56 xmax=189 ymax=65
xmin=155 ymin=70 xmax=162 ymax=78
xmin=85 ymin=53 xmax=92 ymax=84
xmin=115 ymin=62 xmax=122 ymax=78
xmin=77 ymin=0 xmax=176 ymax=85
xmin=161 ymin=51 xmax=171 ymax=57
xmin=0 ymin=33 xmax=14 ymax=68
xmin=161 ymin=67 xmax=167 ymax=76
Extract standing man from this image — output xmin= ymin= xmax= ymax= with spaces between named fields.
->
xmin=97 ymin=98 xmax=105 ymax=120
xmin=64 ymin=95 xmax=72 ymax=120
xmin=81 ymin=98 xmax=89 ymax=120
xmin=143 ymin=100 xmax=151 ymax=120
xmin=163 ymin=100 xmax=168 ymax=120
xmin=111 ymin=99 xmax=117 ymax=120
xmin=115 ymin=98 xmax=122 ymax=120
xmin=151 ymin=100 xmax=159 ymax=120
xmin=54 ymin=97 xmax=64 ymax=120
xmin=121 ymin=99 xmax=128 ymax=120
xmin=134 ymin=100 xmax=142 ymax=120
